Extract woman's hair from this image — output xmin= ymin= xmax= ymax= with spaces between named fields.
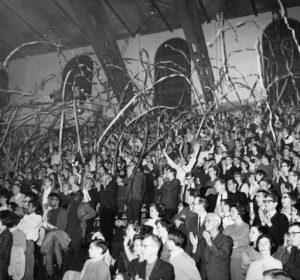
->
xmin=150 ymin=203 xmax=165 ymax=218
xmin=0 ymin=210 xmax=18 ymax=228
xmin=90 ymin=239 xmax=108 ymax=255
xmin=256 ymin=234 xmax=276 ymax=254
xmin=230 ymin=202 xmax=247 ymax=221
xmin=293 ymin=203 xmax=300 ymax=216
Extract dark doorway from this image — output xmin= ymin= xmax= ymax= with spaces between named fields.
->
xmin=154 ymin=38 xmax=191 ymax=110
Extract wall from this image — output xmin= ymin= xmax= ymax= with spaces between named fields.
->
xmin=5 ymin=6 xmax=300 ymax=118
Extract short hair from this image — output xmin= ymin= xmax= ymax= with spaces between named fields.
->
xmin=256 ymin=234 xmax=276 ymax=254
xmin=205 ymin=213 xmax=221 ymax=227
xmin=255 ymin=169 xmax=266 ymax=177
xmin=28 ymin=200 xmax=43 ymax=215
xmin=281 ymin=160 xmax=291 ymax=168
xmin=0 ymin=210 xmax=17 ymax=228
xmin=194 ymin=196 xmax=209 ymax=210
xmin=209 ymin=165 xmax=219 ymax=175
xmin=168 ymin=168 xmax=177 ymax=177
xmin=262 ymin=269 xmax=291 ymax=280
xmin=266 ymin=191 xmax=279 ymax=204
xmin=143 ymin=234 xmax=162 ymax=251
xmin=230 ymin=202 xmax=246 ymax=220
xmin=0 ymin=190 xmax=9 ymax=200
xmin=256 ymin=189 xmax=268 ymax=197
xmin=24 ymin=192 xmax=39 ymax=203
xmin=90 ymin=239 xmax=108 ymax=254
xmin=48 ymin=193 xmax=61 ymax=203
xmin=168 ymin=229 xmax=186 ymax=248
xmin=262 ymin=153 xmax=271 ymax=163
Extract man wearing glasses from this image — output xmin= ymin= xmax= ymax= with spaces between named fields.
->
xmin=262 ymin=192 xmax=289 ymax=247
xmin=284 ymin=222 xmax=300 ymax=280
xmin=134 ymin=234 xmax=174 ymax=280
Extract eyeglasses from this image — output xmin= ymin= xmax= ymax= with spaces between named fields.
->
xmin=264 ymin=200 xmax=274 ymax=204
xmin=288 ymin=232 xmax=300 ymax=237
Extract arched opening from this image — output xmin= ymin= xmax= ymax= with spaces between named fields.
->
xmin=51 ymin=55 xmax=93 ymax=102
xmin=154 ymin=38 xmax=191 ymax=110
xmin=262 ymin=18 xmax=300 ymax=105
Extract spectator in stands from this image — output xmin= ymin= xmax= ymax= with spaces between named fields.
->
xmin=0 ymin=210 xmax=14 ymax=280
xmin=246 ymin=235 xmax=282 ymax=280
xmin=167 ymin=229 xmax=201 ymax=280
xmin=133 ymin=234 xmax=175 ymax=280
xmin=284 ymin=222 xmax=300 ymax=280
xmin=191 ymin=213 xmax=233 ymax=280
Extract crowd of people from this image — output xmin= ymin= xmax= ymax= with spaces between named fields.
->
xmin=1 ymin=103 xmax=300 ymax=280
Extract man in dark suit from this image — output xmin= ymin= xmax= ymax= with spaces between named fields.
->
xmin=207 ymin=179 xmax=235 ymax=213
xmin=191 ymin=213 xmax=233 ymax=280
xmin=99 ymin=172 xmax=117 ymax=244
xmin=134 ymin=234 xmax=175 ymax=280
xmin=0 ymin=210 xmax=13 ymax=280
xmin=160 ymin=168 xmax=180 ymax=220
xmin=181 ymin=196 xmax=208 ymax=256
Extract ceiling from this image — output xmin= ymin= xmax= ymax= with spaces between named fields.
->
xmin=0 ymin=0 xmax=299 ymax=62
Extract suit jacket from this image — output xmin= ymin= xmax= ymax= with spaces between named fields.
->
xmin=134 ymin=258 xmax=175 ymax=280
xmin=100 ymin=179 xmax=118 ymax=213
xmin=87 ymin=188 xmax=101 ymax=210
xmin=207 ymin=191 xmax=236 ymax=213
xmin=194 ymin=232 xmax=233 ymax=280
xmin=264 ymin=211 xmax=289 ymax=247
xmin=161 ymin=178 xmax=180 ymax=210
xmin=47 ymin=207 xmax=67 ymax=230
xmin=181 ymin=211 xmax=206 ymax=255
xmin=0 ymin=227 xmax=13 ymax=279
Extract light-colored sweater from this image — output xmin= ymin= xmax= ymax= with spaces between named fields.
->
xmin=169 ymin=249 xmax=202 ymax=280
xmin=246 ymin=256 xmax=282 ymax=280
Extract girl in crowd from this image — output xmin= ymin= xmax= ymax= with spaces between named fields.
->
xmin=291 ymin=202 xmax=300 ymax=222
xmin=281 ymin=192 xmax=295 ymax=221
xmin=143 ymin=203 xmax=165 ymax=233
xmin=246 ymin=235 xmax=282 ymax=280
xmin=63 ymin=239 xmax=111 ymax=280
xmin=224 ymin=203 xmax=250 ymax=280
xmin=241 ymin=225 xmax=263 ymax=275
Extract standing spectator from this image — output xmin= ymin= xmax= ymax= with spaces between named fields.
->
xmin=100 ymin=172 xmax=117 ymax=244
xmin=246 ymin=235 xmax=282 ymax=280
xmin=133 ymin=234 xmax=175 ymax=280
xmin=167 ymin=229 xmax=201 ymax=280
xmin=160 ymin=168 xmax=180 ymax=220
xmin=262 ymin=192 xmax=289 ymax=247
xmin=125 ymin=162 xmax=145 ymax=222
xmin=0 ymin=210 xmax=14 ymax=280
xmin=18 ymin=198 xmax=43 ymax=280
xmin=65 ymin=191 xmax=96 ymax=271
xmin=191 ymin=213 xmax=233 ymax=280
xmin=284 ymin=222 xmax=300 ymax=280
xmin=223 ymin=203 xmax=250 ymax=280
xmin=8 ymin=213 xmax=27 ymax=280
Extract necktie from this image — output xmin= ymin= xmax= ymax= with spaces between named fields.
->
xmin=198 ymin=216 xmax=202 ymax=231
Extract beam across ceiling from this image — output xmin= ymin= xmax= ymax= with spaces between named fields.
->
xmin=68 ymin=0 xmax=131 ymax=105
